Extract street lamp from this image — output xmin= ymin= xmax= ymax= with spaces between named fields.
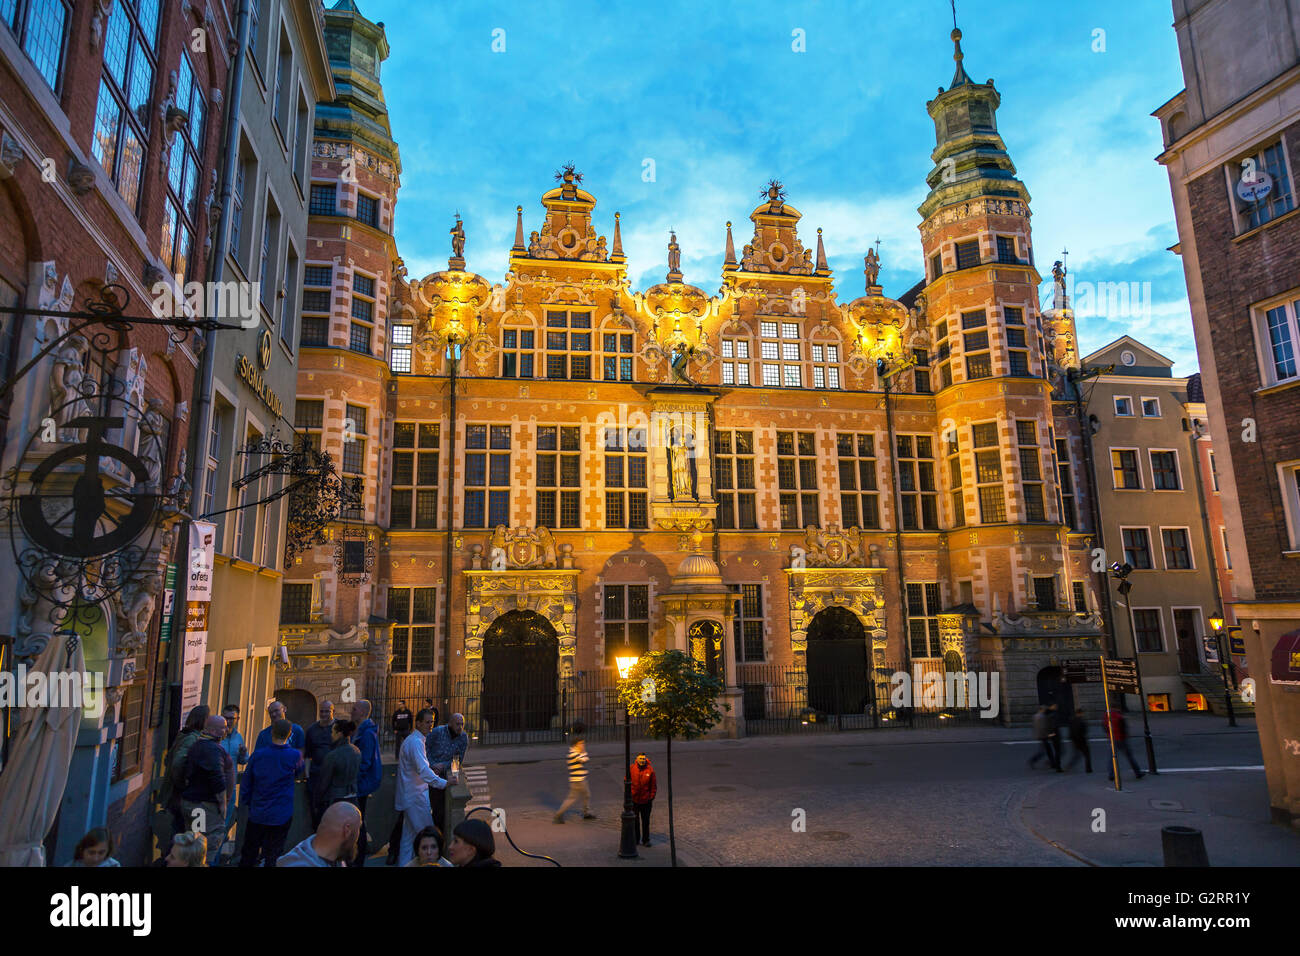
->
xmin=615 ymin=654 xmax=640 ymax=859
xmin=1109 ymin=561 xmax=1158 ymax=773
xmin=1208 ymin=612 xmax=1236 ymax=727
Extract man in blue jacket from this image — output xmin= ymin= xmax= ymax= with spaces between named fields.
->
xmin=238 ymin=719 xmax=305 ymax=867
xmin=252 ymin=700 xmax=305 ymax=755
xmin=350 ymin=699 xmax=381 ymax=868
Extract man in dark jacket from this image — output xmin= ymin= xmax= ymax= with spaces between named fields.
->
xmin=239 ymin=719 xmax=305 ymax=867
xmin=179 ymin=715 xmax=234 ymax=864
xmin=252 ymin=700 xmax=306 ymax=756
xmin=314 ymin=718 xmax=361 ymax=819
xmin=391 ymin=701 xmax=413 ymax=760
xmin=629 ymin=752 xmax=657 ymax=847
xmin=304 ymin=700 xmax=335 ymax=828
xmin=350 ymin=700 xmax=381 ymax=869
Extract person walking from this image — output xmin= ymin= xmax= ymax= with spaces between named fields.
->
xmin=427 ymin=712 xmax=469 ymax=838
xmin=178 ymin=714 xmax=236 ymax=865
xmin=314 ymin=718 xmax=361 ymax=821
xmin=350 ymin=700 xmax=381 ymax=868
xmin=219 ymin=705 xmax=248 ymax=851
xmin=1047 ymin=703 xmax=1065 ymax=773
xmin=305 ymin=700 xmax=336 ymax=828
xmin=391 ymin=701 xmax=413 ymax=761
xmin=1106 ymin=707 xmax=1146 ymax=780
xmin=629 ymin=752 xmax=657 ymax=847
xmin=395 ymin=707 xmax=449 ymax=866
xmin=278 ymin=801 xmax=362 ymax=867
xmin=159 ymin=705 xmax=209 ymax=835
xmin=238 ymin=719 xmax=305 ymax=867
xmin=553 ymin=729 xmax=595 ymax=823
xmin=1028 ymin=705 xmax=1060 ymax=771
xmin=1065 ymin=708 xmax=1093 ymax=773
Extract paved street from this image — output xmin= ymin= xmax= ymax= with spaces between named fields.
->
xmin=459 ymin=715 xmax=1300 ymax=867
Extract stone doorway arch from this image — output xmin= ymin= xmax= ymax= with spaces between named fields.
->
xmin=805 ymin=606 xmax=871 ymax=715
xmin=480 ymin=610 xmax=560 ymax=732
xmin=274 ymin=687 xmax=317 ymax=730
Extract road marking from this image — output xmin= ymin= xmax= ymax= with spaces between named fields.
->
xmin=1156 ymin=765 xmax=1265 ymax=773
xmin=1003 ymin=738 xmax=1113 ymax=745
xmin=463 ymin=764 xmax=491 ymax=808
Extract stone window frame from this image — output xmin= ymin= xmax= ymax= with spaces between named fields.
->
xmin=972 ymin=420 xmax=1005 ymax=524
xmin=759 ymin=319 xmax=804 ymax=388
xmin=1110 ymin=446 xmax=1143 ymax=490
xmin=1140 ymin=396 xmax=1161 ymax=418
xmin=809 ymin=327 xmax=844 ymax=390
xmin=390 ymin=422 xmax=441 ymax=530
xmin=543 ymin=307 xmax=594 ymax=380
xmin=895 ymin=433 xmax=939 ymax=531
xmin=714 ymin=428 xmax=758 ymax=530
xmin=905 ymin=581 xmax=944 ymax=658
xmin=1250 ymin=292 xmax=1300 ymax=388
xmin=1278 ymin=458 xmax=1300 ymax=552
xmin=1224 ymin=136 xmax=1296 ymax=235
xmin=835 ymin=432 xmax=881 ymax=532
xmin=1130 ymin=606 xmax=1165 ymax=654
xmin=1120 ymin=525 xmax=1154 ymax=571
xmin=720 ymin=326 xmax=755 ymax=386
xmin=535 ymin=425 xmax=582 ymax=530
xmin=1148 ymin=448 xmax=1182 ymax=491
xmin=387 ymin=585 xmax=439 ymax=674
xmin=602 ymin=583 xmax=650 ymax=667
xmin=598 ymin=317 xmax=636 ymax=382
xmin=602 ymin=425 xmax=648 ymax=531
xmin=1113 ymin=395 xmax=1134 ymax=417
xmin=463 ymin=424 xmax=512 ymax=529
xmin=775 ymin=429 xmax=819 ymax=529
xmin=500 ymin=313 xmax=538 ymax=379
xmin=301 ymin=262 xmax=333 ymax=347
xmin=728 ymin=582 xmax=765 ymax=663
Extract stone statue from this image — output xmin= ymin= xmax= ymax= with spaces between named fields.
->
xmin=116 ymin=571 xmax=163 ymax=652
xmin=670 ymin=431 xmax=694 ymax=500
xmin=138 ymin=398 xmax=168 ymax=491
xmin=50 ymin=334 xmax=91 ymax=438
xmin=864 ymin=247 xmax=881 ymax=288
xmin=667 ymin=231 xmax=681 ymax=274
xmin=450 ymin=216 xmax=465 ymax=258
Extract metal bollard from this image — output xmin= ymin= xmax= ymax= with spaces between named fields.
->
xmin=1161 ymin=825 xmax=1209 ymax=866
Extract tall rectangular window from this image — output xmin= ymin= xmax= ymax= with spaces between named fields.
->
xmin=777 ymin=431 xmax=819 ymax=529
xmin=1016 ymin=421 xmax=1044 ymax=522
xmin=1112 ymin=449 xmax=1141 ymax=489
xmin=350 ymin=272 xmax=375 ymax=354
xmin=1056 ymin=438 xmax=1078 ymax=530
xmin=604 ymin=426 xmax=648 ymax=530
xmin=1161 ymin=527 xmax=1193 ymax=570
xmin=160 ymin=52 xmax=205 ymax=279
xmin=715 ymin=430 xmax=757 ymax=529
xmin=390 ymin=423 xmax=440 ymax=529
xmin=390 ymin=324 xmax=412 ymax=373
xmin=1150 ymin=450 xmax=1180 ymax=490
xmin=501 ymin=328 xmax=535 ymax=378
xmin=811 ymin=344 xmax=840 ymax=389
xmin=836 ymin=433 xmax=879 ymax=530
xmin=1132 ymin=608 xmax=1164 ymax=653
xmin=545 ymin=310 xmax=592 ymax=379
xmin=1230 ymin=140 xmax=1294 ymax=232
xmin=955 ymin=239 xmax=981 ymax=270
xmin=896 ymin=435 xmax=938 ymax=530
xmin=973 ymin=423 xmax=1004 ymax=523
xmin=464 ymin=425 xmax=510 ymax=528
xmin=1122 ymin=527 xmax=1153 ymax=570
xmin=947 ymin=433 xmax=964 ymax=528
xmin=1261 ymin=302 xmax=1300 ymax=384
xmin=911 ymin=348 xmax=930 ymax=394
xmin=294 ymin=398 xmax=323 ymax=452
xmin=996 ymin=236 xmax=1020 ymax=264
xmin=730 ymin=584 xmax=764 ymax=662
xmin=536 ymin=426 xmax=581 ymax=529
xmin=357 ymin=193 xmax=380 ymax=228
xmin=761 ymin=321 xmax=802 ymax=387
xmin=301 ymin=264 xmax=331 ymax=347
xmin=906 ymin=582 xmax=942 ymax=657
xmin=7 ymin=0 xmax=74 ymax=91
xmin=721 ymin=337 xmax=751 ymax=385
xmin=604 ymin=585 xmax=649 ymax=666
xmin=90 ymin=0 xmax=153 ymax=214
xmin=1071 ymin=580 xmax=1088 ymax=613
xmin=280 ymin=583 xmax=312 ymax=623
xmin=389 ymin=587 xmax=437 ymax=673
xmin=1032 ymin=576 xmax=1057 ymax=611
xmin=602 ymin=331 xmax=635 ymax=381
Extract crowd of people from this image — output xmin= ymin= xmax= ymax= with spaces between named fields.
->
xmin=135 ymin=697 xmax=492 ymax=868
xmin=1028 ymin=704 xmax=1146 ymax=780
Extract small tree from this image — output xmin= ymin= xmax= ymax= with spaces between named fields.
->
xmin=618 ymin=649 xmax=726 ymax=866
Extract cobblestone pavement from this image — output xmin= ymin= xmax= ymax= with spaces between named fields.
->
xmin=467 ymin=714 xmax=1296 ymax=866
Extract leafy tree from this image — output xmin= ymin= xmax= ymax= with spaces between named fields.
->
xmin=617 ymin=649 xmax=726 ymax=866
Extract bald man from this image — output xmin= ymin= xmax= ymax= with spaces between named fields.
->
xmin=179 ymin=715 xmax=236 ymax=864
xmin=278 ymin=800 xmax=362 ymax=867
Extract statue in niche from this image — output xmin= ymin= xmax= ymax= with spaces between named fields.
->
xmin=669 ymin=429 xmax=695 ymax=501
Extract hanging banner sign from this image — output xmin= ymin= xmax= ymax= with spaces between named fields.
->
xmin=187 ymin=520 xmax=217 ymax=600
xmin=180 ymin=602 xmax=209 ymax=716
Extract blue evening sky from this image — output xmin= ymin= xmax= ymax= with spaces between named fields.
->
xmin=351 ymin=0 xmax=1194 ymax=372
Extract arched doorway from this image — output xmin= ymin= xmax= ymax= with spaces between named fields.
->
xmin=1035 ymin=666 xmax=1074 ymax=714
xmin=805 ymin=606 xmax=870 ymax=714
xmin=275 ymin=688 xmax=317 ymax=730
xmin=481 ymin=611 xmax=559 ymax=732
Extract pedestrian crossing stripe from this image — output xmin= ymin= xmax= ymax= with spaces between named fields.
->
xmin=463 ymin=765 xmax=490 ymax=808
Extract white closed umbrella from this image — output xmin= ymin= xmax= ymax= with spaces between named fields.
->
xmin=0 ymin=631 xmax=85 ymax=867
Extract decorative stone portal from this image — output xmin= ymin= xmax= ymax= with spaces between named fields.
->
xmin=463 ymin=564 xmax=580 ymax=732
xmin=275 ymin=623 xmax=371 ymax=714
xmin=982 ymin=608 xmax=1107 ymax=724
xmin=784 ymin=531 xmax=888 ymax=717
xmin=660 ymin=553 xmax=739 ymax=736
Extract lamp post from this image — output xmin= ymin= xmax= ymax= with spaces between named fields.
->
xmin=1208 ymin=613 xmax=1236 ymax=727
xmin=1109 ymin=561 xmax=1158 ymax=773
xmin=616 ymin=654 xmax=640 ymax=859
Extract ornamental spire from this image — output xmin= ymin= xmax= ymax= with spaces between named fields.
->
xmin=512 ymin=205 xmax=525 ymax=252
xmin=815 ymin=228 xmax=828 ymax=274
xmin=612 ymin=211 xmax=624 ymax=260
xmin=723 ymin=220 xmax=737 ymax=270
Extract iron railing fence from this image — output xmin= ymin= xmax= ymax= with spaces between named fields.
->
xmin=367 ymin=657 xmax=1005 ymax=747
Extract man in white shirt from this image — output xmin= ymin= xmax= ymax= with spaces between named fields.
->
xmin=395 ymin=707 xmax=449 ymax=866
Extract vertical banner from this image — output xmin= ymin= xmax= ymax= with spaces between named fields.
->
xmin=181 ymin=520 xmax=216 ymax=716
xmin=180 ymin=602 xmax=209 ymax=716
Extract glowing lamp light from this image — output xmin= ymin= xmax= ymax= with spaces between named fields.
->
xmin=1208 ymin=613 xmax=1225 ymax=633
xmin=615 ymin=655 xmax=640 ymax=680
